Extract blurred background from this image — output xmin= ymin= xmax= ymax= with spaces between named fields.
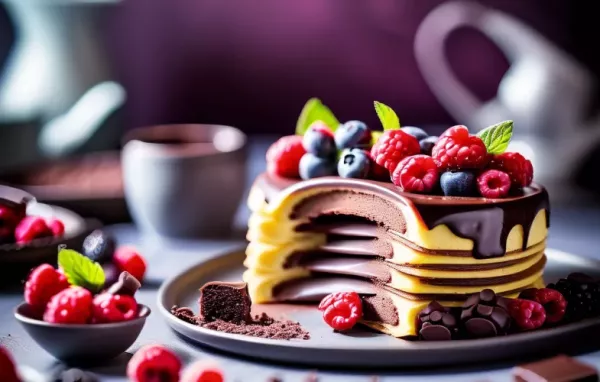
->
xmin=0 ymin=0 xmax=599 ymax=226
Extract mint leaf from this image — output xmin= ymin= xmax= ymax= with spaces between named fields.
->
xmin=374 ymin=101 xmax=400 ymax=131
xmin=295 ymin=98 xmax=340 ymax=135
xmin=477 ymin=120 xmax=513 ymax=154
xmin=58 ymin=249 xmax=105 ymax=293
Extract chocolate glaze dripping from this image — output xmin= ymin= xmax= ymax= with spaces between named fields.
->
xmin=412 ymin=188 xmax=550 ymax=258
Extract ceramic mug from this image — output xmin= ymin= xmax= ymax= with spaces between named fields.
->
xmin=121 ymin=124 xmax=247 ymax=238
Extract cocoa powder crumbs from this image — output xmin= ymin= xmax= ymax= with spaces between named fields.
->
xmin=171 ymin=306 xmax=310 ymax=340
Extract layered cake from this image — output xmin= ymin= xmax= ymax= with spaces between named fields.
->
xmin=243 ymin=99 xmax=549 ymax=338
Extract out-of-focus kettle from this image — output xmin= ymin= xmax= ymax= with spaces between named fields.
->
xmin=415 ymin=1 xmax=600 ymax=197
xmin=0 ymin=0 xmax=125 ymax=168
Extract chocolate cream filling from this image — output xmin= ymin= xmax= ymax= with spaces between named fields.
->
xmin=255 ymin=173 xmax=549 ymax=259
xmin=282 ymin=253 xmax=545 ymax=287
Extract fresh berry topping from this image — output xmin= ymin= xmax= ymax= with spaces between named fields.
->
xmin=391 ymin=155 xmax=438 ymax=193
xmin=83 ymin=229 xmax=116 ymax=263
xmin=113 ymin=246 xmax=147 ymax=282
xmin=266 ymin=135 xmax=306 ymax=178
xmin=432 ymin=125 xmax=488 ymax=170
xmin=440 ymin=171 xmax=475 ymax=197
xmin=419 ymin=136 xmax=438 ymax=155
xmin=299 ymin=153 xmax=337 ymax=180
xmin=127 ymin=345 xmax=181 ymax=382
xmin=548 ymin=275 xmax=600 ymax=321
xmin=507 ymin=299 xmax=546 ymax=331
xmin=47 ymin=219 xmax=65 ymax=237
xmin=337 ymin=149 xmax=370 ymax=179
xmin=0 ymin=205 xmax=22 ymax=240
xmin=535 ymin=288 xmax=567 ymax=324
xmin=417 ymin=301 xmax=459 ymax=341
xmin=0 ymin=346 xmax=21 ymax=382
xmin=302 ymin=121 xmax=336 ymax=158
xmin=92 ymin=293 xmax=138 ymax=323
xmin=460 ymin=289 xmax=511 ymax=338
xmin=476 ymin=169 xmax=511 ymax=198
xmin=181 ymin=360 xmax=224 ymax=382
xmin=366 ymin=152 xmax=390 ymax=181
xmin=43 ymin=286 xmax=93 ymax=324
xmin=334 ymin=120 xmax=371 ymax=150
xmin=488 ymin=152 xmax=533 ymax=188
xmin=14 ymin=216 xmax=52 ymax=244
xmin=370 ymin=130 xmax=420 ymax=172
xmin=24 ymin=264 xmax=70 ymax=314
xmin=320 ymin=291 xmax=363 ymax=331
xmin=401 ymin=126 xmax=428 ymax=141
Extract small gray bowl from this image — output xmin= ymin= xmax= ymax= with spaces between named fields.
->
xmin=15 ymin=302 xmax=150 ymax=362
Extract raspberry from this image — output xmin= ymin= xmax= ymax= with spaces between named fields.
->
xmin=14 ymin=216 xmax=52 ymax=244
xmin=391 ymin=155 xmax=438 ymax=193
xmin=47 ymin=219 xmax=65 ymax=237
xmin=320 ymin=291 xmax=363 ymax=331
xmin=92 ymin=293 xmax=138 ymax=323
xmin=266 ymin=135 xmax=306 ymax=178
xmin=0 ymin=346 xmax=20 ymax=382
xmin=181 ymin=360 xmax=224 ymax=382
xmin=507 ymin=299 xmax=546 ymax=331
xmin=535 ymin=288 xmax=567 ymax=324
xmin=0 ymin=205 xmax=22 ymax=241
xmin=370 ymin=130 xmax=420 ymax=172
xmin=114 ymin=246 xmax=147 ymax=282
xmin=43 ymin=287 xmax=93 ymax=324
xmin=127 ymin=345 xmax=181 ymax=382
xmin=477 ymin=169 xmax=511 ymax=198
xmin=488 ymin=152 xmax=533 ymax=188
xmin=24 ymin=264 xmax=70 ymax=315
xmin=432 ymin=125 xmax=488 ymax=170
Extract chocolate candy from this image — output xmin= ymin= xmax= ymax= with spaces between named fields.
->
xmin=417 ymin=301 xmax=459 ymax=341
xmin=106 ymin=271 xmax=141 ymax=296
xmin=513 ymin=354 xmax=598 ymax=382
xmin=199 ymin=281 xmax=252 ymax=324
xmin=460 ymin=289 xmax=511 ymax=338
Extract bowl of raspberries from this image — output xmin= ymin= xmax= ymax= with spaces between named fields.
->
xmin=14 ymin=240 xmax=150 ymax=362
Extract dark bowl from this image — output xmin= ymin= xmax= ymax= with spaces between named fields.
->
xmin=15 ymin=302 xmax=150 ymax=362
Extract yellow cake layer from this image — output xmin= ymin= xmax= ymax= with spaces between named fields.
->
xmin=361 ymin=277 xmax=545 ymax=338
xmin=246 ymin=181 xmax=548 ymax=253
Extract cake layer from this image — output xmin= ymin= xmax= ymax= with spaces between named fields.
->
xmin=246 ymin=275 xmax=545 ymax=337
xmin=248 ymin=173 xmax=549 ymax=259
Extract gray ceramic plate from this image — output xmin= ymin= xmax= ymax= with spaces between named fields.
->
xmin=158 ymin=248 xmax=600 ymax=367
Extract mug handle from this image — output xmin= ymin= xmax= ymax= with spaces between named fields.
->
xmin=414 ymin=1 xmax=491 ymax=123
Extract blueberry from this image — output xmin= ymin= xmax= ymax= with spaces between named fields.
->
xmin=299 ymin=153 xmax=337 ymax=180
xmin=419 ymin=136 xmax=438 ymax=155
xmin=302 ymin=125 xmax=336 ymax=158
xmin=401 ymin=126 xmax=428 ymax=141
xmin=334 ymin=120 xmax=370 ymax=150
xmin=82 ymin=229 xmax=116 ymax=263
xmin=337 ymin=148 xmax=370 ymax=179
xmin=440 ymin=171 xmax=476 ymax=196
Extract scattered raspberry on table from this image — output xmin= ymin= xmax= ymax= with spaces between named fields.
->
xmin=0 ymin=346 xmax=21 ymax=382
xmin=127 ymin=344 xmax=181 ymax=382
xmin=180 ymin=360 xmax=224 ymax=382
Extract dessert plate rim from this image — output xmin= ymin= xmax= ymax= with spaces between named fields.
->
xmin=157 ymin=247 xmax=600 ymax=367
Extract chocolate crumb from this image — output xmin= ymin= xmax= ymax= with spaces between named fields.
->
xmin=171 ymin=306 xmax=310 ymax=340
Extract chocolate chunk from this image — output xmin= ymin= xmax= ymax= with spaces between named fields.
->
xmin=460 ymin=289 xmax=511 ymax=338
xmin=171 ymin=306 xmax=197 ymax=325
xmin=417 ymin=301 xmax=459 ymax=341
xmin=106 ymin=271 xmax=141 ymax=296
xmin=513 ymin=354 xmax=598 ymax=382
xmin=199 ymin=281 xmax=252 ymax=324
